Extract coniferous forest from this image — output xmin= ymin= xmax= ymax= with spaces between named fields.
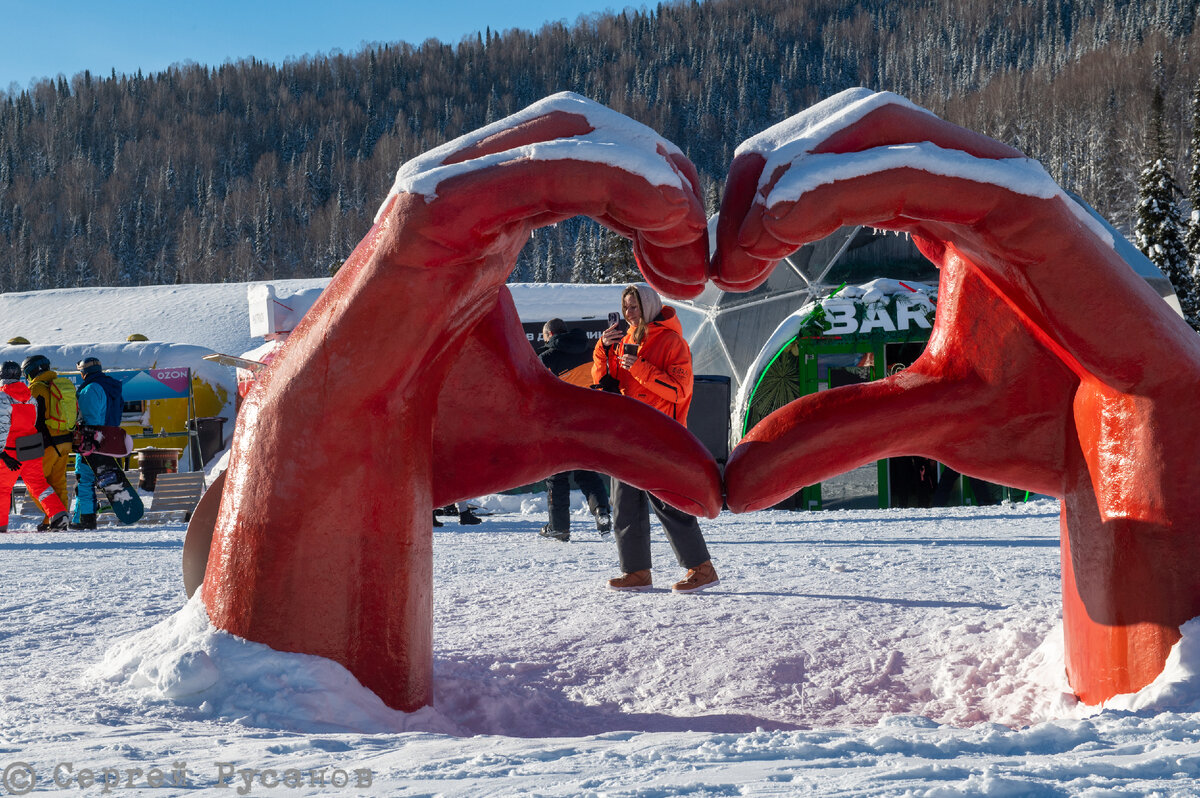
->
xmin=2 ymin=0 xmax=1200 ymax=292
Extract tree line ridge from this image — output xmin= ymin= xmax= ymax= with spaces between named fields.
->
xmin=1 ymin=0 xmax=1198 ymax=293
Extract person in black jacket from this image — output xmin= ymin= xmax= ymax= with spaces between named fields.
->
xmin=536 ymin=318 xmax=611 ymax=542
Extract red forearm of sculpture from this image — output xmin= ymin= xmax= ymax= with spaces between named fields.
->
xmin=200 ymin=93 xmax=709 ymax=711
xmin=718 ymin=88 xmax=1200 ymax=703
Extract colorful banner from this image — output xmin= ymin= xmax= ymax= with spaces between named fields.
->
xmin=66 ymin=368 xmax=191 ymax=400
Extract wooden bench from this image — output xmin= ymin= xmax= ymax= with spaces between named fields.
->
xmin=148 ymin=471 xmax=207 ymax=520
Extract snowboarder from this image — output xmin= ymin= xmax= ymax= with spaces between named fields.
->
xmin=22 ymin=353 xmax=77 ymax=530
xmin=0 ymin=361 xmax=69 ymax=533
xmin=537 ymin=317 xmax=611 ymax=542
xmin=593 ymin=284 xmax=719 ymax=593
xmin=71 ymin=356 xmax=127 ymax=529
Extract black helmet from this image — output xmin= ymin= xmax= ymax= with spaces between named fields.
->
xmin=21 ymin=354 xmax=50 ymax=380
xmin=0 ymin=361 xmax=20 ymax=382
xmin=77 ymin=356 xmax=102 ymax=376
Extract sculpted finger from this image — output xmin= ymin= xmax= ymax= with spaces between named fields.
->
xmin=730 ymin=88 xmax=1200 ymax=388
xmin=631 ymin=236 xmax=709 ymax=299
xmin=711 ymin=151 xmax=785 ymax=291
xmin=726 ymin=373 xmax=955 ymax=513
xmin=383 ymin=92 xmax=708 ymax=293
xmin=725 ymin=262 xmax=1078 ymax=512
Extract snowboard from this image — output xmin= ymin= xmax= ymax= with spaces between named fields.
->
xmin=74 ymin=424 xmax=134 ymax=457
xmin=92 ymin=459 xmax=145 ymax=524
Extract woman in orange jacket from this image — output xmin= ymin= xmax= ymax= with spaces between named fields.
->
xmin=592 ymin=284 xmax=718 ymax=593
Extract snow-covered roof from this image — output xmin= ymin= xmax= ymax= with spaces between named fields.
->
xmin=0 ymin=280 xmax=627 ymax=360
xmin=0 ymin=279 xmax=329 ymax=358
xmin=0 ymin=341 xmax=238 ymax=422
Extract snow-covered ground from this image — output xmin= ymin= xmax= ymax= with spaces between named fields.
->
xmin=5 ymin=481 xmax=1200 ymax=796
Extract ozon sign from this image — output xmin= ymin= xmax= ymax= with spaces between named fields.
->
xmin=820 ymin=299 xmax=933 ymax=336
xmin=148 ymin=368 xmax=193 ymax=395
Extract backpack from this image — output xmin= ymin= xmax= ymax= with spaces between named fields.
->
xmin=45 ymin=376 xmax=79 ymax=435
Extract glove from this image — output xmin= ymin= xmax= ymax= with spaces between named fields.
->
xmin=201 ymin=92 xmax=712 ymax=713
xmin=715 ymin=88 xmax=1200 ymax=704
xmin=595 ymin=374 xmax=622 ymax=393
xmin=0 ymin=451 xmax=18 ymax=471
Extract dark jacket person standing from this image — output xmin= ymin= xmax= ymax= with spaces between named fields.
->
xmin=592 ymin=284 xmax=719 ymax=593
xmin=71 ymin=356 xmax=123 ymax=529
xmin=537 ymin=318 xmax=612 ymax=541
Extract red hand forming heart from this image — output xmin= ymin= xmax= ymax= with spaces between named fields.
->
xmin=716 ymin=88 xmax=1200 ymax=704
xmin=199 ymin=93 xmax=718 ymax=711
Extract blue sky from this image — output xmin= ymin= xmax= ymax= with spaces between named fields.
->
xmin=1 ymin=0 xmax=629 ymax=91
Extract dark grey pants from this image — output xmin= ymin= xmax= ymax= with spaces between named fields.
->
xmin=611 ymin=479 xmax=711 ymax=573
xmin=547 ymin=470 xmax=610 ymax=531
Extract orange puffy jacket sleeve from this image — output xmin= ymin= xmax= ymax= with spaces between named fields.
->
xmin=593 ymin=308 xmax=694 ymax=424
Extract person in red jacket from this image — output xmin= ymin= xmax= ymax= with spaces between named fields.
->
xmin=0 ymin=361 xmax=68 ymax=533
xmin=592 ymin=284 xmax=719 ymax=593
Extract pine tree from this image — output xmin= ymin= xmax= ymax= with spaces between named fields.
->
xmin=570 ymin=231 xmax=589 ymax=283
xmin=589 ymin=228 xmax=619 ymax=283
xmin=606 ymin=231 xmax=641 ymax=284
xmin=1188 ymin=77 xmax=1200 ymax=293
xmin=1135 ymin=85 xmax=1198 ymax=330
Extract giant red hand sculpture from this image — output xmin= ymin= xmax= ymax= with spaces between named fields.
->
xmin=200 ymin=93 xmax=719 ymax=711
xmin=717 ymin=88 xmax=1200 ymax=704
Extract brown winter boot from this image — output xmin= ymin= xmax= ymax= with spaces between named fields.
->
xmin=607 ymin=569 xmax=652 ymax=592
xmin=671 ymin=561 xmax=719 ymax=593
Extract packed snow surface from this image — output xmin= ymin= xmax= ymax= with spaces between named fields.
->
xmin=5 ymin=487 xmax=1200 ymax=795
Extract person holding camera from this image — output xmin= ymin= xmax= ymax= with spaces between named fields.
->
xmin=592 ymin=283 xmax=719 ymax=594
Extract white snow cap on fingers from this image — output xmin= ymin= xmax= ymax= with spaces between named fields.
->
xmin=735 ymin=88 xmax=925 ymax=158
xmin=378 ymin=91 xmax=691 ymax=217
xmin=739 ymin=88 xmax=1112 ymax=246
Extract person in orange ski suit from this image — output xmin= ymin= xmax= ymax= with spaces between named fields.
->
xmin=0 ymin=361 xmax=68 ymax=533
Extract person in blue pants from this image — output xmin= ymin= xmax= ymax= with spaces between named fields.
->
xmin=71 ymin=356 xmax=124 ymax=529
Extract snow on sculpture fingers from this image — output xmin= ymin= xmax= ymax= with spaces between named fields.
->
xmin=200 ymin=93 xmax=711 ymax=712
xmin=719 ymin=88 xmax=1200 ymax=703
